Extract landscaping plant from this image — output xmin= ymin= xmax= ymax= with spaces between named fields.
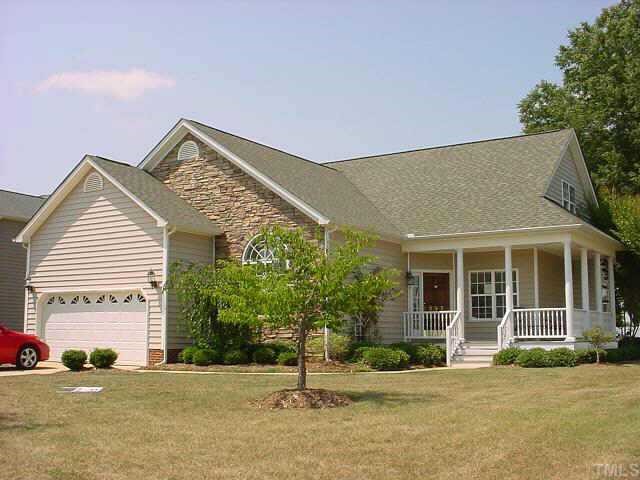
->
xmin=178 ymin=346 xmax=199 ymax=364
xmin=89 ymin=348 xmax=118 ymax=368
xmin=192 ymin=348 xmax=220 ymax=366
xmin=415 ymin=344 xmax=446 ymax=367
xmin=361 ymin=347 xmax=410 ymax=371
xmin=223 ymin=349 xmax=249 ymax=365
xmin=61 ymin=349 xmax=87 ymax=371
xmin=493 ymin=347 xmax=521 ymax=366
xmin=252 ymin=347 xmax=277 ymax=364
xmin=583 ymin=327 xmax=615 ymax=364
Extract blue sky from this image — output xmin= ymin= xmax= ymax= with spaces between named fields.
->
xmin=1 ymin=0 xmax=614 ymax=195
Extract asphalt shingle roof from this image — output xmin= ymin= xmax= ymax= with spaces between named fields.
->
xmin=90 ymin=156 xmax=220 ymax=235
xmin=325 ymin=129 xmax=585 ymax=236
xmin=0 ymin=189 xmax=46 ymax=222
xmin=186 ymin=120 xmax=401 ymax=237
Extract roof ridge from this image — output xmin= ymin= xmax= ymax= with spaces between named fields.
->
xmin=185 ymin=118 xmax=339 ymax=172
xmin=89 ymin=155 xmax=134 ymax=168
xmin=325 ymin=128 xmax=572 ymax=165
xmin=0 ymin=188 xmax=47 ymax=199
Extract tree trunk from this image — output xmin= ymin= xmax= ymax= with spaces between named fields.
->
xmin=596 ymin=349 xmax=600 ymax=364
xmin=297 ymin=322 xmax=308 ymax=390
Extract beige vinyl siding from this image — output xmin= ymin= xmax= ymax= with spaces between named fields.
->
xmin=166 ymin=231 xmax=213 ymax=349
xmin=538 ymin=250 xmax=565 ymax=308
xmin=26 ymin=169 xmax=165 ymax=348
xmin=0 ymin=219 xmax=28 ymax=331
xmin=546 ymin=148 xmax=589 ymax=216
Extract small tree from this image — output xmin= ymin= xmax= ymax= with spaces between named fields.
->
xmin=583 ymin=327 xmax=615 ymax=364
xmin=347 ymin=266 xmax=397 ymax=341
xmin=216 ymin=227 xmax=398 ymax=390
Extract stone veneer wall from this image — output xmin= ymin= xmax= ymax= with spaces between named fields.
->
xmin=150 ymin=133 xmax=319 ymax=260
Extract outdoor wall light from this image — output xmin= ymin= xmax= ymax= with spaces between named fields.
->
xmin=406 ymin=271 xmax=418 ymax=286
xmin=147 ymin=270 xmax=158 ymax=288
xmin=25 ymin=276 xmax=33 ymax=293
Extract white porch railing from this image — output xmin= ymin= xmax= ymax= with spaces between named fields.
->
xmin=445 ymin=311 xmax=463 ymax=367
xmin=497 ymin=309 xmax=513 ymax=350
xmin=403 ymin=311 xmax=457 ymax=339
xmin=513 ymin=308 xmax=567 ymax=339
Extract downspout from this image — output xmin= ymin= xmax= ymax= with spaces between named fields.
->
xmin=161 ymin=226 xmax=177 ymax=364
xmin=22 ymin=242 xmax=30 ymax=333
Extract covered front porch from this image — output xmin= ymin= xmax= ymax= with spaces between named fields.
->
xmin=399 ymin=226 xmax=621 ymax=365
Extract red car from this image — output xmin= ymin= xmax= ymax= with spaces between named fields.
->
xmin=0 ymin=325 xmax=50 ymax=369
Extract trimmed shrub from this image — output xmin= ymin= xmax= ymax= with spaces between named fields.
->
xmin=416 ymin=344 xmax=446 ymax=367
xmin=605 ymin=345 xmax=640 ymax=363
xmin=361 ymin=347 xmax=410 ymax=371
xmin=223 ymin=349 xmax=249 ymax=365
xmin=546 ymin=348 xmax=576 ymax=367
xmin=575 ymin=349 xmax=598 ymax=364
xmin=89 ymin=348 xmax=118 ymax=368
xmin=61 ymin=349 xmax=87 ymax=371
xmin=347 ymin=341 xmax=378 ymax=362
xmin=493 ymin=347 xmax=521 ymax=366
xmin=193 ymin=348 xmax=220 ymax=366
xmin=277 ymin=351 xmax=298 ymax=366
xmin=516 ymin=348 xmax=550 ymax=368
xmin=266 ymin=340 xmax=296 ymax=355
xmin=178 ymin=346 xmax=199 ymax=364
xmin=252 ymin=347 xmax=277 ymax=364
xmin=390 ymin=342 xmax=421 ymax=363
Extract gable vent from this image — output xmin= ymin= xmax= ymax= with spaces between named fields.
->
xmin=84 ymin=172 xmax=104 ymax=192
xmin=177 ymin=140 xmax=199 ymax=162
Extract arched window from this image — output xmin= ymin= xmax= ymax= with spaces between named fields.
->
xmin=84 ymin=172 xmax=104 ymax=192
xmin=177 ymin=140 xmax=199 ymax=162
xmin=242 ymin=234 xmax=276 ymax=265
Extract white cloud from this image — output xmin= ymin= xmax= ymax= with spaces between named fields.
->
xmin=35 ymin=68 xmax=175 ymax=100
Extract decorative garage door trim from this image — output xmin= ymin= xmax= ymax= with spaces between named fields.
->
xmin=39 ymin=289 xmax=150 ymax=366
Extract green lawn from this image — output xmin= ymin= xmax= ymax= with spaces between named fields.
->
xmin=2 ymin=365 xmax=639 ymax=480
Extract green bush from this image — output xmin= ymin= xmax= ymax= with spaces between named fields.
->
xmin=193 ymin=348 xmax=220 ymax=366
xmin=361 ymin=347 xmax=410 ymax=371
xmin=347 ymin=341 xmax=378 ymax=362
xmin=546 ymin=348 xmax=576 ymax=367
xmin=493 ymin=347 xmax=521 ymax=366
xmin=178 ymin=346 xmax=199 ymax=364
xmin=266 ymin=340 xmax=296 ymax=355
xmin=389 ymin=342 xmax=421 ymax=363
xmin=575 ymin=349 xmax=598 ymax=364
xmin=605 ymin=345 xmax=640 ymax=363
xmin=223 ymin=349 xmax=249 ymax=365
xmin=252 ymin=347 xmax=277 ymax=364
xmin=89 ymin=348 xmax=118 ymax=368
xmin=61 ymin=349 xmax=87 ymax=371
xmin=416 ymin=344 xmax=446 ymax=367
xmin=516 ymin=348 xmax=550 ymax=368
xmin=277 ymin=351 xmax=298 ymax=366
xmin=306 ymin=333 xmax=351 ymax=361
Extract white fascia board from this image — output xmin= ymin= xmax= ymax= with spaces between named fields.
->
xmin=87 ymin=158 xmax=168 ymax=228
xmin=140 ymin=119 xmax=330 ymax=225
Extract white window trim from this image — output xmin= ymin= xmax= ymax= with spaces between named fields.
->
xmin=407 ymin=269 xmax=455 ymax=313
xmin=562 ymin=180 xmax=577 ymax=214
xmin=242 ymin=234 xmax=276 ymax=266
xmin=468 ymin=268 xmax=519 ymax=322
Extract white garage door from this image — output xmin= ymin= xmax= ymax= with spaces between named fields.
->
xmin=43 ymin=292 xmax=147 ymax=366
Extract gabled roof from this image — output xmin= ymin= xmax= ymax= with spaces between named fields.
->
xmin=140 ymin=119 xmax=402 ymax=238
xmin=326 ymin=129 xmax=591 ymax=237
xmin=0 ymin=189 xmax=46 ymax=222
xmin=15 ymin=156 xmax=220 ymax=243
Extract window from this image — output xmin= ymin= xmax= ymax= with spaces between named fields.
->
xmin=562 ymin=180 xmax=577 ymax=214
xmin=242 ymin=234 xmax=276 ymax=265
xmin=177 ymin=140 xmax=199 ymax=162
xmin=84 ymin=172 xmax=104 ymax=192
xmin=470 ymin=270 xmax=519 ymax=320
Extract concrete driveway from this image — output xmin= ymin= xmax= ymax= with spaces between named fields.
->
xmin=0 ymin=361 xmax=67 ymax=377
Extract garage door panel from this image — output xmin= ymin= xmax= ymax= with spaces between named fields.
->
xmin=43 ymin=292 xmax=148 ymax=366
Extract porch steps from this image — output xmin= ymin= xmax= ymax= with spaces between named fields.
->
xmin=451 ymin=341 xmax=498 ymax=367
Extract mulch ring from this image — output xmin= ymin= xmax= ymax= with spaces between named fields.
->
xmin=254 ymin=388 xmax=352 ymax=409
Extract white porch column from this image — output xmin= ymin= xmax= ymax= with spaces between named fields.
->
xmin=504 ymin=245 xmax=513 ymax=314
xmin=594 ymin=252 xmax=603 ymax=313
xmin=563 ymin=239 xmax=575 ymax=340
xmin=533 ymin=247 xmax=540 ymax=308
xmin=608 ymin=255 xmax=616 ymax=327
xmin=456 ymin=248 xmax=465 ymax=340
xmin=580 ymin=248 xmax=589 ymax=311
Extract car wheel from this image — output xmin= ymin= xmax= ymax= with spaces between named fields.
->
xmin=17 ymin=346 xmax=39 ymax=370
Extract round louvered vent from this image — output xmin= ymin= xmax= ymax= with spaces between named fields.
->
xmin=177 ymin=140 xmax=199 ymax=162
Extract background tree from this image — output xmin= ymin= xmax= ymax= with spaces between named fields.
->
xmin=518 ymin=0 xmax=640 ymax=193
xmin=216 ymin=227 xmax=398 ymax=391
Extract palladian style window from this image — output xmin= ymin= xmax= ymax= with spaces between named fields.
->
xmin=242 ymin=234 xmax=276 ymax=265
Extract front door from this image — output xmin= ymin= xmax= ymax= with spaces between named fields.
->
xmin=423 ymin=273 xmax=450 ymax=311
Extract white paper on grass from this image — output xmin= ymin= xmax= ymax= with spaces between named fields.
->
xmin=60 ymin=387 xmax=103 ymax=393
